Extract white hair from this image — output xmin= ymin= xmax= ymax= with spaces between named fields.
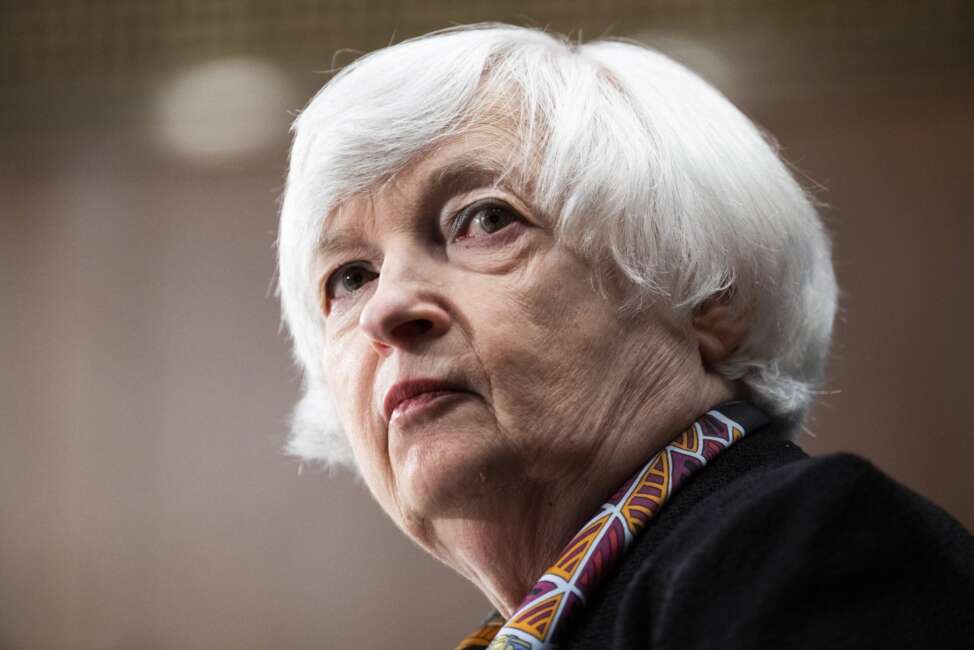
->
xmin=277 ymin=24 xmax=838 ymax=469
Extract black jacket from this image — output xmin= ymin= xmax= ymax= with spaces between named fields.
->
xmin=561 ymin=416 xmax=974 ymax=649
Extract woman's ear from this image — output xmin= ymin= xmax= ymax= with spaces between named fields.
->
xmin=692 ymin=287 xmax=748 ymax=367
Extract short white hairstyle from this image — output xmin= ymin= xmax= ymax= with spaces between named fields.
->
xmin=277 ymin=24 xmax=837 ymax=469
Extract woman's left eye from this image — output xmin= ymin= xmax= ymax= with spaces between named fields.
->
xmin=450 ymin=200 xmax=520 ymax=242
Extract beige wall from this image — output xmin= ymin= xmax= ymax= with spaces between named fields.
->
xmin=2 ymin=2 xmax=972 ymax=648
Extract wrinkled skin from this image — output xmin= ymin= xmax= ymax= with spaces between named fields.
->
xmin=316 ymin=127 xmax=738 ymax=614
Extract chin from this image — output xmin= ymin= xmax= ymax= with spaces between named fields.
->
xmin=393 ymin=417 xmax=515 ymax=521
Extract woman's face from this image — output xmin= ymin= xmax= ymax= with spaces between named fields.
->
xmin=316 ymin=127 xmax=701 ymax=546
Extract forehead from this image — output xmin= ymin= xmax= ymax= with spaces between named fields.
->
xmin=383 ymin=122 xmax=533 ymax=202
xmin=319 ymin=124 xmax=536 ymax=244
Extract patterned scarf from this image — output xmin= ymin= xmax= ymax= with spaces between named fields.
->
xmin=454 ymin=403 xmax=766 ymax=650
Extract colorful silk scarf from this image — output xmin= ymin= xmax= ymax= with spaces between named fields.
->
xmin=454 ymin=403 xmax=765 ymax=650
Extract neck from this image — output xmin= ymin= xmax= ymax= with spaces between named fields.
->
xmin=429 ymin=492 xmax=566 ymax=617
xmin=427 ymin=378 xmax=736 ymax=616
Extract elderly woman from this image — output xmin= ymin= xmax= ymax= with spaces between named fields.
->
xmin=277 ymin=24 xmax=974 ymax=650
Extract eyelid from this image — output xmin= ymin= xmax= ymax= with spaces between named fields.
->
xmin=446 ymin=197 xmax=523 ymax=242
xmin=322 ymin=260 xmax=377 ymax=307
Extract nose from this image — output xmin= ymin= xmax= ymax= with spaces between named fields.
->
xmin=358 ymin=261 xmax=451 ymax=356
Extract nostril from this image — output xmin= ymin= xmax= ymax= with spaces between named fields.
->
xmin=392 ymin=319 xmax=434 ymax=339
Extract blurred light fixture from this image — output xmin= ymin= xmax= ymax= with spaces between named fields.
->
xmin=153 ymin=57 xmax=297 ymax=166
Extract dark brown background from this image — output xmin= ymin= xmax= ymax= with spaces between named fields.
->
xmin=2 ymin=1 xmax=972 ymax=648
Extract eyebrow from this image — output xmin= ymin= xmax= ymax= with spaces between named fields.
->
xmin=315 ymin=154 xmax=529 ymax=261
xmin=316 ymin=231 xmax=373 ymax=261
xmin=430 ymin=155 xmax=517 ymax=197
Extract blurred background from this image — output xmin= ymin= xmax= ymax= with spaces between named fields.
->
xmin=2 ymin=1 xmax=973 ymax=648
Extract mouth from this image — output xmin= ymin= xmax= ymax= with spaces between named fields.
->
xmin=382 ymin=378 xmax=474 ymax=424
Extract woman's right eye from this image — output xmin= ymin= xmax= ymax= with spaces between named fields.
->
xmin=325 ymin=262 xmax=379 ymax=303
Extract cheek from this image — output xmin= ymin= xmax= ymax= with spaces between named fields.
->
xmin=324 ymin=339 xmax=387 ymax=477
xmin=471 ymin=259 xmax=621 ymax=447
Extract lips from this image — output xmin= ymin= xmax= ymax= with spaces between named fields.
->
xmin=382 ymin=378 xmax=471 ymax=423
